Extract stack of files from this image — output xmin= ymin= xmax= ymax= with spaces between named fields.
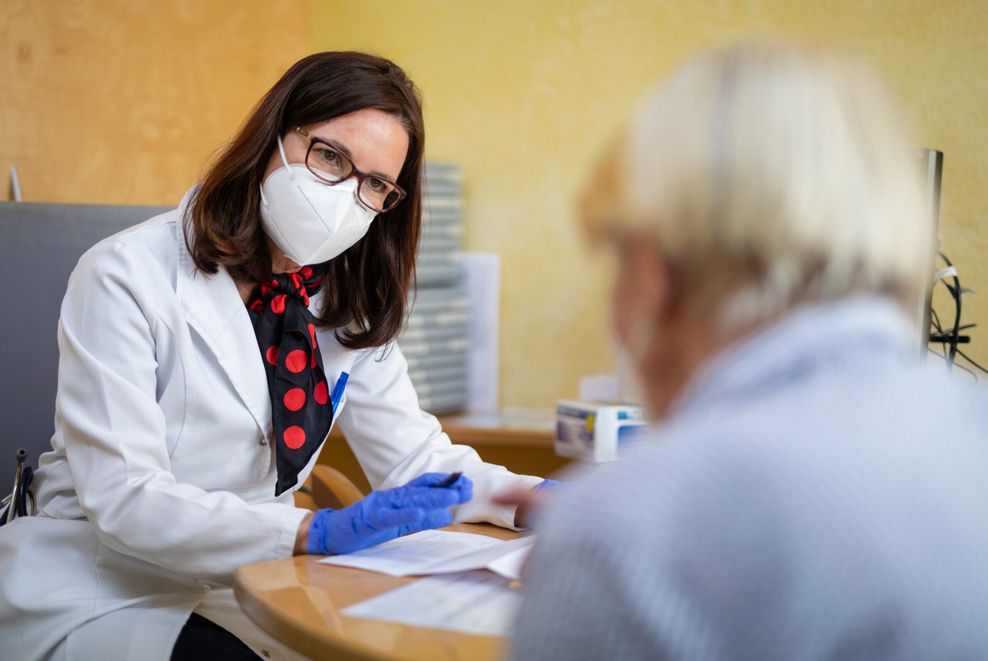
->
xmin=400 ymin=286 xmax=470 ymax=413
xmin=417 ymin=162 xmax=464 ymax=287
xmin=399 ymin=162 xmax=471 ymax=414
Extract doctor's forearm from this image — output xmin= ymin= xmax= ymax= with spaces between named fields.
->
xmin=294 ymin=512 xmax=313 ymax=555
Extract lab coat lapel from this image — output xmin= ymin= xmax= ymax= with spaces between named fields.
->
xmin=173 ymin=208 xmax=273 ymax=437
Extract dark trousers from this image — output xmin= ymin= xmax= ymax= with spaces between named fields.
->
xmin=171 ymin=612 xmax=261 ymax=660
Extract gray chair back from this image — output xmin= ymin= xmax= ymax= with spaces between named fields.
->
xmin=0 ymin=202 xmax=169 ymax=492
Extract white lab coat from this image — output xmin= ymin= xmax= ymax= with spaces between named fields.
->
xmin=0 ymin=190 xmax=542 ymax=660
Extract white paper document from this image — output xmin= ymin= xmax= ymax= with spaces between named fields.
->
xmin=318 ymin=530 xmax=536 ymax=580
xmin=342 ymin=570 xmax=521 ymax=637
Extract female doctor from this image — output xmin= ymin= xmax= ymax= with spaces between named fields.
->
xmin=0 ymin=52 xmax=550 ymax=660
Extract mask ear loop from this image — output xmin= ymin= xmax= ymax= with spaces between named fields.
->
xmin=260 ymin=134 xmax=294 ymax=207
xmin=276 ymin=134 xmax=295 ymax=182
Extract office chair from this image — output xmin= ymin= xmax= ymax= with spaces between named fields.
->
xmin=0 ymin=202 xmax=168 ymax=491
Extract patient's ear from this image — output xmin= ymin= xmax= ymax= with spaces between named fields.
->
xmin=652 ymin=244 xmax=675 ymax=320
xmin=612 ymin=237 xmax=673 ymax=344
xmin=632 ymin=240 xmax=674 ymax=323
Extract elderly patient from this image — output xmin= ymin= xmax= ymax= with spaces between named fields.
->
xmin=510 ymin=43 xmax=988 ymax=660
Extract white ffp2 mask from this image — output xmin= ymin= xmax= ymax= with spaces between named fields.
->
xmin=259 ymin=136 xmax=377 ymax=266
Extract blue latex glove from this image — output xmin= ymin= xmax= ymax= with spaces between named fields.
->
xmin=307 ymin=472 xmax=473 ymax=555
xmin=536 ymin=478 xmax=561 ymax=491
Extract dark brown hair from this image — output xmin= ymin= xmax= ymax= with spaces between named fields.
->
xmin=187 ymin=51 xmax=425 ymax=350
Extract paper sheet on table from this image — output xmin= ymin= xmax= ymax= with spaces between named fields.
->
xmin=342 ymin=570 xmax=521 ymax=637
xmin=317 ymin=529 xmax=536 ymax=580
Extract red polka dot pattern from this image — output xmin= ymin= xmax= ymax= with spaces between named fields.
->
xmin=265 ymin=345 xmax=279 ymax=365
xmin=283 ymin=388 xmax=306 ymax=411
xmin=314 ymin=380 xmax=328 ymax=405
xmin=283 ymin=426 xmax=306 ymax=449
xmin=285 ymin=349 xmax=307 ymax=373
xmin=270 ymin=294 xmax=287 ymax=314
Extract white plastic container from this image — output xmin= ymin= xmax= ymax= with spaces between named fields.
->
xmin=554 ymin=400 xmax=647 ymax=462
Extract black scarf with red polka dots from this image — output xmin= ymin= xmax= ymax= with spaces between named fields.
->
xmin=247 ymin=266 xmax=332 ymax=496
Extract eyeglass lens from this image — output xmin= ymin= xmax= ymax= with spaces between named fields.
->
xmin=305 ymin=143 xmax=401 ymax=212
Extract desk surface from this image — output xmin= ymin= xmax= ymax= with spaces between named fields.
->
xmin=439 ymin=409 xmax=556 ymax=448
xmin=234 ymin=523 xmax=519 ymax=661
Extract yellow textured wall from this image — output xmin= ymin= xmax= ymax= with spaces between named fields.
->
xmin=311 ymin=0 xmax=988 ymax=407
xmin=2 ymin=2 xmax=985 ymax=409
xmin=0 ymin=0 xmax=310 ymax=205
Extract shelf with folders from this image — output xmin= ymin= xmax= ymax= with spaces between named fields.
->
xmin=401 ymin=162 xmax=470 ymax=414
xmin=417 ymin=162 xmax=464 ymax=288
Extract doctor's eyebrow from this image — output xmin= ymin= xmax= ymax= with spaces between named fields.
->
xmin=309 ymin=135 xmax=399 ymax=184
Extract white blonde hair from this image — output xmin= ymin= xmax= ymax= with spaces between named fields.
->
xmin=581 ymin=42 xmax=932 ymax=330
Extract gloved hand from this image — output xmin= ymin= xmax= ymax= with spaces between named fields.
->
xmin=307 ymin=472 xmax=473 ymax=555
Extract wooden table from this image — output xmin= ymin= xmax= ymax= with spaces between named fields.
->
xmin=321 ymin=409 xmax=570 ymax=495
xmin=234 ymin=523 xmax=520 ymax=661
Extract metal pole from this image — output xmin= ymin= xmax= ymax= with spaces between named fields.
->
xmin=9 ymin=164 xmax=22 ymax=202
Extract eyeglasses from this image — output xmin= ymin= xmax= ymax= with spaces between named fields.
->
xmin=294 ymin=126 xmax=407 ymax=213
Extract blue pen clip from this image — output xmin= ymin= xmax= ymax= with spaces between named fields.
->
xmin=330 ymin=371 xmax=349 ymax=414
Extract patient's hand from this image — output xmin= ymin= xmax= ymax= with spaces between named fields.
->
xmin=494 ymin=479 xmax=559 ymax=528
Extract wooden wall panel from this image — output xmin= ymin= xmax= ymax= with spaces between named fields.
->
xmin=0 ymin=0 xmax=310 ymax=205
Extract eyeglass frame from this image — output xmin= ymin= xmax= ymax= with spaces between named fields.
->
xmin=293 ymin=126 xmax=407 ymax=213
